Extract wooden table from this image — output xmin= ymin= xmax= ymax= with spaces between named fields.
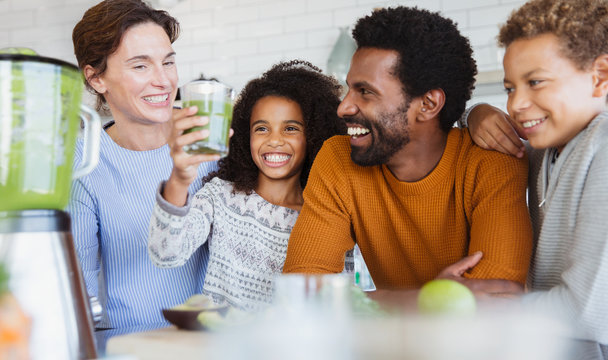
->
xmin=106 ymin=326 xmax=219 ymax=359
xmin=106 ymin=311 xmax=572 ymax=360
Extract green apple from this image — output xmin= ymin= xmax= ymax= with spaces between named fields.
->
xmin=417 ymin=279 xmax=476 ymax=315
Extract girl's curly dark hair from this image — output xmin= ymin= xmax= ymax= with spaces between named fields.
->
xmin=352 ymin=6 xmax=477 ymax=133
xmin=204 ymin=60 xmax=346 ymax=194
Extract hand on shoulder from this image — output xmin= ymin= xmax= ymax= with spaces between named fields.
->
xmin=467 ymin=104 xmax=526 ymax=158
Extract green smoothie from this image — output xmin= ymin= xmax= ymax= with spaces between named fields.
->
xmin=0 ymin=60 xmax=83 ymax=211
xmin=182 ymin=100 xmax=233 ymax=156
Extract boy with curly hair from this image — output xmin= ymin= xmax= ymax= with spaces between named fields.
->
xmin=283 ymin=6 xmax=533 ymax=303
xmin=465 ymin=0 xmax=608 ymax=357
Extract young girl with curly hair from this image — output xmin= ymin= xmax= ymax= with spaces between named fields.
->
xmin=148 ymin=60 xmax=345 ymax=311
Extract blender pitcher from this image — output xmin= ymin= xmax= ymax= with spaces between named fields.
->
xmin=0 ymin=53 xmax=100 ymax=211
xmin=0 ymin=51 xmax=101 ymax=359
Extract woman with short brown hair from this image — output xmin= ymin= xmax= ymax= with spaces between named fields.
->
xmin=68 ymin=0 xmax=218 ymax=329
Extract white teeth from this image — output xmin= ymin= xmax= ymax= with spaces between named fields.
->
xmin=264 ymin=154 xmax=290 ymax=163
xmin=347 ymin=127 xmax=370 ymax=136
xmin=143 ymin=94 xmax=169 ymax=103
xmin=522 ymin=118 xmax=545 ymax=128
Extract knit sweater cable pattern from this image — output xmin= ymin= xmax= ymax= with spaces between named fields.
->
xmin=148 ymin=177 xmax=299 ymax=311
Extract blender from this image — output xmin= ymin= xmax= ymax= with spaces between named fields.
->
xmin=0 ymin=51 xmax=101 ymax=359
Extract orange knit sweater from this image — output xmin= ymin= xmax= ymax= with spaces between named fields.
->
xmin=283 ymin=129 xmax=533 ymax=289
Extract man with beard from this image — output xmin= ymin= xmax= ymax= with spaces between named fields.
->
xmin=283 ymin=6 xmax=533 ymax=301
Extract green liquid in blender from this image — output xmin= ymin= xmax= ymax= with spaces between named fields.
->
xmin=182 ymin=100 xmax=233 ymax=156
xmin=0 ymin=61 xmax=83 ymax=211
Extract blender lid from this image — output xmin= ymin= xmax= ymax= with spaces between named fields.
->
xmin=0 ymin=53 xmax=79 ymax=71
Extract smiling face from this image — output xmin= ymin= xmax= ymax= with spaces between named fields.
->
xmin=250 ymin=96 xmax=307 ymax=186
xmin=338 ymin=48 xmax=413 ymax=166
xmin=503 ymin=33 xmax=604 ymax=151
xmin=92 ymin=22 xmax=178 ymax=126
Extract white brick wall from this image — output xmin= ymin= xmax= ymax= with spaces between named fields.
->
xmin=0 ymin=0 xmax=525 ymax=99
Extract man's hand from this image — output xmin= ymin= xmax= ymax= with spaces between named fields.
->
xmin=468 ymin=104 xmax=526 ymax=158
xmin=437 ymin=252 xmax=524 ymax=296
xmin=368 ymin=252 xmax=523 ymax=313
xmin=437 ymin=251 xmax=483 ymax=278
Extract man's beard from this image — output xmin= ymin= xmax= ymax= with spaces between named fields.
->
xmin=350 ymin=99 xmax=412 ymax=167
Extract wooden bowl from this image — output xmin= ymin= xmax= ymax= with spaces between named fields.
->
xmin=162 ymin=307 xmax=229 ymax=331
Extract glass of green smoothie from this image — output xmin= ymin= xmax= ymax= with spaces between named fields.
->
xmin=181 ymin=80 xmax=234 ymax=156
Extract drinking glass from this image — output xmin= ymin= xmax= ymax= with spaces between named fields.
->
xmin=181 ymin=80 xmax=234 ymax=156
